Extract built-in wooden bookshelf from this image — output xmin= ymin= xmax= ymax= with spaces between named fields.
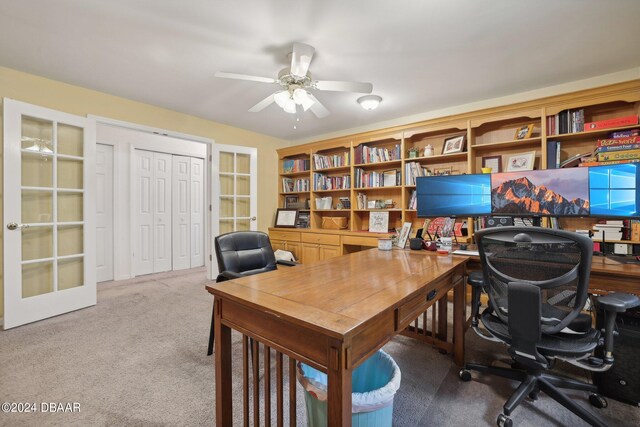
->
xmin=276 ymin=80 xmax=640 ymax=244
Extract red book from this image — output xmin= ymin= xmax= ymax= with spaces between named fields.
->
xmin=584 ymin=115 xmax=639 ymax=131
xmin=596 ymin=136 xmax=640 ymax=147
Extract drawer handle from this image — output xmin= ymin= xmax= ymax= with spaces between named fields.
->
xmin=426 ymin=290 xmax=437 ymax=302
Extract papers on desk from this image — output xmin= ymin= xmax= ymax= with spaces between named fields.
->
xmin=452 ymin=249 xmax=479 ymax=256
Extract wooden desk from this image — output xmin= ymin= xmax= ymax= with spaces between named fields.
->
xmin=206 ymin=249 xmax=466 ymax=426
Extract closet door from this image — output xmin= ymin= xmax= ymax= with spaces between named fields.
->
xmin=172 ymin=155 xmax=191 ymax=270
xmin=134 ymin=150 xmax=172 ymax=275
xmin=190 ymin=157 xmax=204 ymax=267
xmin=96 ymin=144 xmax=114 ymax=282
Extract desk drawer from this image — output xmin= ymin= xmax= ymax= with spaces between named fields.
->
xmin=301 ymin=233 xmax=340 ymax=246
xmin=397 ymin=274 xmax=456 ymax=330
xmin=270 ymin=230 xmax=301 ymax=242
xmin=342 ymin=235 xmax=381 ymax=247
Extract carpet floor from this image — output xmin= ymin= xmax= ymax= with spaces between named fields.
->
xmin=0 ymin=268 xmax=638 ymax=426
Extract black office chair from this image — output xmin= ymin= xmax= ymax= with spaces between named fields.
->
xmin=207 ymin=231 xmax=296 ymax=356
xmin=459 ymin=227 xmax=639 ymax=427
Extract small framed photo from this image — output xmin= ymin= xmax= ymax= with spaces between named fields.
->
xmin=434 ymin=166 xmax=452 ymax=175
xmin=442 ymin=135 xmax=466 ymax=155
xmin=369 ymin=211 xmax=390 ymax=233
xmin=396 ymin=222 xmax=413 ymax=248
xmin=514 ymin=124 xmax=534 ymax=140
xmin=505 ymin=151 xmax=536 ymax=172
xmin=284 ymin=195 xmax=299 ymax=209
xmin=274 ymin=208 xmax=299 ymax=228
xmin=482 ymin=155 xmax=502 ymax=173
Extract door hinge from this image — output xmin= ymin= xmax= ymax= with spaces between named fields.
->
xmin=209 ymin=154 xmax=212 ymax=162
xmin=209 ymin=254 xmax=212 ymax=261
xmin=209 ymin=204 xmax=212 ymax=211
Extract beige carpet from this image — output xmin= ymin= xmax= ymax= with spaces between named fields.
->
xmin=0 ymin=268 xmax=638 ymax=426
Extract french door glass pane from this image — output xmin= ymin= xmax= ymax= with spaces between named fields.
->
xmin=219 ymin=152 xmax=234 ymax=173
xmin=58 ymin=193 xmax=83 ymax=222
xmin=220 ymin=219 xmax=233 ymax=234
xmin=22 ymin=152 xmax=53 ymax=188
xmin=220 ymin=175 xmax=233 ymax=195
xmin=22 ymin=227 xmax=53 ymax=261
xmin=57 ymin=158 xmax=83 ymax=189
xmin=58 ymin=258 xmax=84 ymax=290
xmin=22 ymin=261 xmax=54 ymax=298
xmin=236 ymin=153 xmax=250 ymax=174
xmin=58 ymin=225 xmax=83 ymax=256
xmin=236 ymin=197 xmax=250 ymax=217
xmin=236 ymin=219 xmax=250 ymax=231
xmin=22 ymin=190 xmax=53 ymax=223
xmin=236 ymin=176 xmax=250 ymax=195
xmin=57 ymin=124 xmax=84 ymax=157
xmin=220 ymin=197 xmax=233 ymax=217
xmin=21 ymin=116 xmax=53 ymax=152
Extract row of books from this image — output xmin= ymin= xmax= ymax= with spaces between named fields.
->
xmin=405 ymin=161 xmax=430 ymax=186
xmin=312 ymin=152 xmax=350 ymax=170
xmin=282 ymin=178 xmax=310 ymax=193
xmin=590 ymin=220 xmax=640 ymax=242
xmin=407 ymin=190 xmax=417 ymax=210
xmin=547 ymin=109 xmax=584 ymax=135
xmin=282 ymin=158 xmax=310 ymax=173
xmin=354 ymin=144 xmax=401 ymax=165
xmin=579 ymin=131 xmax=640 ymax=167
xmin=354 ymin=168 xmax=401 ymax=188
xmin=312 ymin=173 xmax=351 ymax=191
xmin=356 ymin=192 xmax=368 ymax=210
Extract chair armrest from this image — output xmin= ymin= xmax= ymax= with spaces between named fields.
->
xmin=467 ymin=271 xmax=484 ymax=289
xmin=467 ymin=271 xmax=485 ymax=323
xmin=276 ymin=260 xmax=298 ymax=267
xmin=216 ymin=271 xmax=244 ymax=282
xmin=597 ymin=293 xmax=640 ymax=313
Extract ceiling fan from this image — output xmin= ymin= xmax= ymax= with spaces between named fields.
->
xmin=215 ymin=43 xmax=373 ymax=118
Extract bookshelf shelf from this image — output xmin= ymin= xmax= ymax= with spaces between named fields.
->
xmin=406 ymin=152 xmax=468 ymax=162
xmin=354 ymin=159 xmax=402 ymax=168
xmin=279 ymin=191 xmax=310 ymax=195
xmin=313 ymin=165 xmax=351 ymax=173
xmin=354 ymin=186 xmax=402 ymax=191
xmin=312 ymin=188 xmax=351 ymax=193
xmin=548 ymin=124 xmax=640 ymax=141
xmin=281 ymin=170 xmax=311 ymax=177
xmin=472 ymin=137 xmax=541 ymax=151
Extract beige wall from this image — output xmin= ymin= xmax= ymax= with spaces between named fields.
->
xmin=0 ymin=65 xmax=290 ymax=318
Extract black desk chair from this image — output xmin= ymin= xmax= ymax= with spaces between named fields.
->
xmin=207 ymin=231 xmax=296 ymax=356
xmin=460 ymin=227 xmax=639 ymax=427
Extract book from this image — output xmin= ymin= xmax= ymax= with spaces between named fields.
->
xmin=383 ymin=170 xmax=397 ymax=187
xmin=595 ymin=143 xmax=640 ymax=153
xmin=584 ymin=115 xmax=639 ymax=131
xmin=579 ymin=158 xmax=640 ymax=167
xmin=546 ymin=140 xmax=558 ymax=169
xmin=597 ymin=149 xmax=640 ymax=162
xmin=596 ymin=136 xmax=640 ymax=147
xmin=609 ymin=129 xmax=640 ymax=139
xmin=560 ymin=151 xmax=592 ymax=168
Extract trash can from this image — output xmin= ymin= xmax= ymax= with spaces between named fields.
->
xmin=296 ymin=350 xmax=401 ymax=427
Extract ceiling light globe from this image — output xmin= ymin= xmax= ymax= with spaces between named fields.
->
xmin=293 ymin=88 xmax=315 ymax=111
xmin=357 ymin=95 xmax=382 ymax=111
xmin=274 ymin=90 xmax=291 ymax=109
xmin=283 ymin=99 xmax=297 ymax=114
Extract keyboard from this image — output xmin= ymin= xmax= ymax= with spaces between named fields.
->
xmin=452 ymin=249 xmax=480 ymax=256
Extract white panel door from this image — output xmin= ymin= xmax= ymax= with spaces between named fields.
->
xmin=190 ymin=157 xmax=204 ymax=267
xmin=96 ymin=144 xmax=114 ymax=282
xmin=134 ymin=150 xmax=154 ymax=275
xmin=172 ymin=155 xmax=191 ymax=270
xmin=3 ymin=98 xmax=96 ymax=329
xmin=152 ymin=152 xmax=172 ymax=273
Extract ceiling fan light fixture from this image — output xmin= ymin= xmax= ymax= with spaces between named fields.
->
xmin=357 ymin=95 xmax=382 ymax=111
xmin=283 ymin=99 xmax=297 ymax=114
xmin=293 ymin=88 xmax=315 ymax=111
xmin=274 ymin=90 xmax=291 ymax=109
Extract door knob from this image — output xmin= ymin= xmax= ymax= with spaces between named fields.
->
xmin=7 ymin=222 xmax=30 ymax=230
xmin=250 ymin=216 xmax=257 ymax=221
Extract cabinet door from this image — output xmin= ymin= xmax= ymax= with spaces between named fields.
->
xmin=287 ymin=241 xmax=301 ymax=262
xmin=301 ymin=243 xmax=320 ymax=264
xmin=319 ymin=245 xmax=340 ymax=261
xmin=271 ymin=240 xmax=285 ymax=252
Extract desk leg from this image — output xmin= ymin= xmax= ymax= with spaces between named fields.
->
xmin=327 ymin=344 xmax=352 ymax=426
xmin=453 ymin=277 xmax=465 ymax=367
xmin=214 ymin=298 xmax=232 ymax=426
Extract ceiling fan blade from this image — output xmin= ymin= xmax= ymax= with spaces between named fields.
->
xmin=290 ymin=42 xmax=315 ymax=78
xmin=215 ymin=72 xmax=277 ymax=84
xmin=314 ymin=80 xmax=373 ymax=94
xmin=248 ymin=94 xmax=275 ymax=112
xmin=307 ymin=93 xmax=330 ymax=118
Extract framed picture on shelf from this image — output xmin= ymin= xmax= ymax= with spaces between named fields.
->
xmin=396 ymin=222 xmax=412 ymax=248
xmin=482 ymin=155 xmax=502 ymax=173
xmin=274 ymin=208 xmax=299 ymax=228
xmin=442 ymin=135 xmax=466 ymax=155
xmin=284 ymin=195 xmax=299 ymax=209
xmin=505 ymin=151 xmax=536 ymax=172
xmin=368 ymin=211 xmax=389 ymax=233
xmin=514 ymin=124 xmax=534 ymax=140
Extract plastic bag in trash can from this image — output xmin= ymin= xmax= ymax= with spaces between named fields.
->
xmin=296 ymin=350 xmax=401 ymax=413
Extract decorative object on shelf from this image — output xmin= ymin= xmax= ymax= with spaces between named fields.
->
xmin=505 ymin=151 xmax=536 ymax=172
xmin=336 ymin=201 xmax=343 ymax=210
xmin=408 ymin=147 xmax=420 ymax=158
xmin=481 ymin=167 xmax=492 ymax=174
xmin=384 ymin=199 xmax=395 ymax=208
xmin=315 ymin=197 xmax=333 ymax=210
xmin=321 ymin=216 xmax=348 ymax=230
xmin=482 ymin=155 xmax=502 ymax=173
xmin=284 ymin=195 xmax=299 ymax=209
xmin=338 ymin=196 xmax=351 ymax=209
xmin=275 ymin=208 xmax=299 ymax=228
xmin=396 ymin=222 xmax=413 ymax=248
xmin=377 ymin=238 xmax=393 ymax=251
xmin=423 ymin=144 xmax=434 ymax=157
xmin=434 ymin=166 xmax=453 ymax=175
xmin=296 ymin=211 xmax=310 ymax=228
xmin=442 ymin=135 xmax=466 ymax=155
xmin=369 ymin=211 xmax=389 ymax=233
xmin=514 ymin=124 xmax=535 ymax=140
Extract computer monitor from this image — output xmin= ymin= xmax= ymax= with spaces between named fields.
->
xmin=416 ymin=174 xmax=491 ymax=217
xmin=491 ymin=168 xmax=589 ymax=216
xmin=589 ymin=163 xmax=640 ymax=218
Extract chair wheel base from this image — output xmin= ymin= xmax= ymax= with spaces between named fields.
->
xmin=589 ymin=393 xmax=608 ymax=409
xmin=497 ymin=413 xmax=513 ymax=427
xmin=459 ymin=369 xmax=472 ymax=382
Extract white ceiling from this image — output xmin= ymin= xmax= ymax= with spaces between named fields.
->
xmin=1 ymin=1 xmax=639 ymax=141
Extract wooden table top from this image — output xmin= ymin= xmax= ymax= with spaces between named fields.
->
xmin=206 ymin=249 xmax=466 ymax=340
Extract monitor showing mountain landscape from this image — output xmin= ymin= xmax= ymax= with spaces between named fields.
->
xmin=417 ymin=174 xmax=492 ymax=217
xmin=491 ymin=168 xmax=590 ymax=216
xmin=589 ymin=163 xmax=640 ymax=218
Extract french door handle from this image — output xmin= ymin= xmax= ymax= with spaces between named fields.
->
xmin=6 ymin=222 xmax=30 ymax=230
xmin=250 ymin=216 xmax=257 ymax=221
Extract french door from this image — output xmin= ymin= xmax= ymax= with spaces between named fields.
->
xmin=3 ymin=98 xmax=96 ymax=329
xmin=210 ymin=144 xmax=257 ymax=278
